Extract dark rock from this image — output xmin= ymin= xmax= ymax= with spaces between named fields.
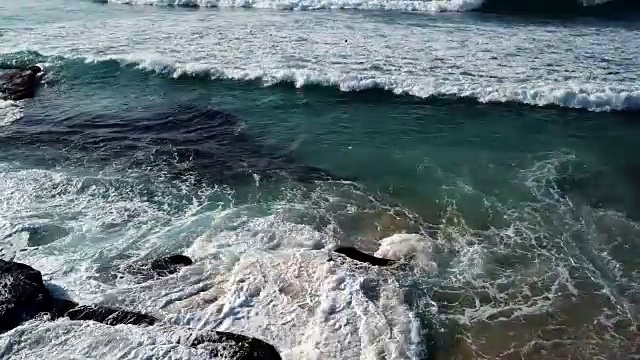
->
xmin=107 ymin=254 xmax=194 ymax=283
xmin=332 ymin=246 xmax=398 ymax=267
xmin=149 ymin=254 xmax=193 ymax=276
xmin=0 ymin=260 xmax=52 ymax=332
xmin=0 ymin=66 xmax=44 ymax=101
xmin=48 ymin=298 xmax=79 ymax=320
xmin=0 ymin=261 xmax=280 ymax=360
xmin=64 ymin=305 xmax=157 ymax=326
xmin=185 ymin=330 xmax=282 ymax=360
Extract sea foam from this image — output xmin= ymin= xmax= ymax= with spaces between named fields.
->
xmin=85 ymin=54 xmax=640 ymax=112
xmin=106 ymin=0 xmax=484 ymax=12
xmin=0 ymin=100 xmax=22 ymax=126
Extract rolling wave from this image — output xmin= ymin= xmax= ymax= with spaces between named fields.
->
xmin=104 ymin=0 xmax=484 ymax=12
xmin=103 ymin=0 xmax=640 ymax=16
xmin=84 ymin=55 xmax=640 ymax=112
xmin=1 ymin=49 xmax=638 ymax=112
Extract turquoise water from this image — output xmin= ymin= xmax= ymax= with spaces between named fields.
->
xmin=1 ymin=1 xmax=639 ymax=359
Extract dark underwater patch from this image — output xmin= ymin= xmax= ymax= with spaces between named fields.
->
xmin=554 ymin=159 xmax=640 ymax=221
xmin=0 ymin=102 xmax=352 ymax=186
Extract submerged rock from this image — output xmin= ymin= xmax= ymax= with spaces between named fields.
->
xmin=103 ymin=254 xmax=194 ymax=283
xmin=13 ymin=103 xmax=353 ymax=186
xmin=63 ymin=305 xmax=157 ymax=326
xmin=0 ymin=260 xmax=51 ymax=332
xmin=141 ymin=254 xmax=193 ymax=278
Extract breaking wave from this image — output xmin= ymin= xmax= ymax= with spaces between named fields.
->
xmin=86 ymin=55 xmax=640 ymax=112
xmin=103 ymin=0 xmax=640 ymax=16
xmin=104 ymin=0 xmax=484 ymax=12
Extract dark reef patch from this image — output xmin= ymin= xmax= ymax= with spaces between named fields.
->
xmin=0 ymin=103 xmax=352 ymax=187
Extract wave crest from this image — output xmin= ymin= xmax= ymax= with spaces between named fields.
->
xmin=104 ymin=0 xmax=640 ymax=16
xmin=84 ymin=54 xmax=640 ymax=112
xmin=106 ymin=0 xmax=482 ymax=12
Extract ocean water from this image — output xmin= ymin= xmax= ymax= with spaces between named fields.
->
xmin=1 ymin=0 xmax=639 ymax=359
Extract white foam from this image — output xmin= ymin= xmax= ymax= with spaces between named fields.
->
xmin=107 ymin=0 xmax=484 ymax=12
xmin=0 ymin=99 xmax=23 ymax=126
xmin=0 ymin=250 xmax=426 ymax=359
xmin=0 ymin=164 xmax=217 ymax=301
xmin=0 ymin=320 xmax=213 ymax=359
xmin=187 ymin=211 xmax=331 ymax=262
xmin=162 ymin=250 xmax=424 ymax=359
xmin=375 ymin=233 xmax=437 ymax=271
xmin=84 ymin=53 xmax=640 ymax=113
xmin=0 ymin=160 xmax=428 ymax=358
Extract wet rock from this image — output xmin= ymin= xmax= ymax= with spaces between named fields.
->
xmin=0 ymin=66 xmax=44 ymax=101
xmin=106 ymin=254 xmax=194 ymax=282
xmin=0 ymin=260 xmax=278 ymax=360
xmin=185 ymin=330 xmax=282 ymax=360
xmin=64 ymin=305 xmax=157 ymax=326
xmin=48 ymin=298 xmax=80 ymax=320
xmin=332 ymin=246 xmax=398 ymax=267
xmin=149 ymin=254 xmax=193 ymax=276
xmin=0 ymin=260 xmax=52 ymax=332
xmin=0 ymin=259 xmax=157 ymax=331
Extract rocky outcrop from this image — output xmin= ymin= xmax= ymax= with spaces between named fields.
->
xmin=1 ymin=258 xmax=161 ymax=332
xmin=96 ymin=254 xmax=194 ymax=283
xmin=0 ymin=260 xmax=52 ymax=332
xmin=185 ymin=331 xmax=282 ymax=360
xmin=0 ymin=66 xmax=44 ymax=101
xmin=0 ymin=259 xmax=283 ymax=359
xmin=123 ymin=254 xmax=194 ymax=279
xmin=63 ymin=305 xmax=158 ymax=326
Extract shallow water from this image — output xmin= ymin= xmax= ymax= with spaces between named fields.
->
xmin=1 ymin=1 xmax=639 ymax=359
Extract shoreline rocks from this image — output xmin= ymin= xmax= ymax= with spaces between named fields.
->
xmin=0 ymin=257 xmax=282 ymax=359
xmin=0 ymin=66 xmax=44 ymax=101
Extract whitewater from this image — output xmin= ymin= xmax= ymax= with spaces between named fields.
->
xmin=102 ymin=0 xmax=619 ymax=12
